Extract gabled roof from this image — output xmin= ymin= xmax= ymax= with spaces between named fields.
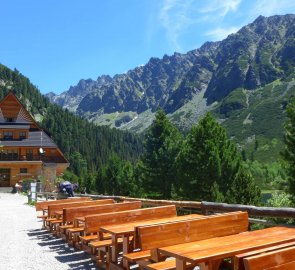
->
xmin=0 ymin=91 xmax=39 ymax=128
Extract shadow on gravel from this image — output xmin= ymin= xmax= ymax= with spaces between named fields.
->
xmin=27 ymin=229 xmax=100 ymax=270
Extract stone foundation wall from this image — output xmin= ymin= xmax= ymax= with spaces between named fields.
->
xmin=42 ymin=163 xmax=57 ymax=191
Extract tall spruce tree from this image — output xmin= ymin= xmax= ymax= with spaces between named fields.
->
xmin=227 ymin=167 xmax=261 ymax=205
xmin=177 ymin=113 xmax=260 ymax=204
xmin=95 ymin=154 xmax=138 ymax=196
xmin=138 ymin=109 xmax=182 ymax=199
xmin=283 ymin=97 xmax=295 ymax=200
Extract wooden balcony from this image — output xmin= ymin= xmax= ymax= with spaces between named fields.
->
xmin=0 ymin=155 xmax=66 ymax=163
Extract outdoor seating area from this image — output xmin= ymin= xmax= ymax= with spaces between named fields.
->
xmin=35 ymin=197 xmax=295 ymax=270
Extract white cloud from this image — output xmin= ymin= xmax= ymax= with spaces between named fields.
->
xmin=159 ymin=0 xmax=195 ymax=51
xmin=158 ymin=0 xmax=242 ymax=51
xmin=200 ymin=0 xmax=241 ymax=19
xmin=251 ymin=0 xmax=295 ymax=18
xmin=156 ymin=0 xmax=295 ymax=52
xmin=205 ymin=26 xmax=239 ymax=41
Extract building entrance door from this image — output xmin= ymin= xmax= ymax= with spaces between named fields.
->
xmin=0 ymin=168 xmax=11 ymax=187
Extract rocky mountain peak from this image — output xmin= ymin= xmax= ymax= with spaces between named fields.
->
xmin=46 ymin=14 xmax=295 ymax=133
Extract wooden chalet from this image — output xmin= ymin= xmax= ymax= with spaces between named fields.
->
xmin=0 ymin=92 xmax=69 ymax=187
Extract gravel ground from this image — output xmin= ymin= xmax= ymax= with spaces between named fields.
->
xmin=0 ymin=192 xmax=98 ymax=270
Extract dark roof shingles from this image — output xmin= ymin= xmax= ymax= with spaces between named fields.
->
xmin=0 ymin=131 xmax=57 ymax=147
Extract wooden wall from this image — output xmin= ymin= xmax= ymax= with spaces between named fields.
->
xmin=0 ymin=162 xmax=42 ymax=186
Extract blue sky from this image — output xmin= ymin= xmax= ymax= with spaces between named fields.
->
xmin=1 ymin=0 xmax=295 ymax=94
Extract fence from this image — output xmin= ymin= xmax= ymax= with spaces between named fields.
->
xmin=35 ymin=193 xmax=295 ymax=226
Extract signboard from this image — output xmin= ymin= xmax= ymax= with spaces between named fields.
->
xmin=30 ymin=182 xmax=37 ymax=202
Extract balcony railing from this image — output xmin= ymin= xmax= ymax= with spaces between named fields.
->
xmin=0 ymin=155 xmax=66 ymax=163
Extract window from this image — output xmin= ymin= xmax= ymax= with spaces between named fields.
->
xmin=10 ymin=149 xmax=18 ymax=160
xmin=0 ymin=168 xmax=10 ymax=182
xmin=20 ymin=168 xmax=28 ymax=174
xmin=19 ymin=132 xmax=26 ymax=139
xmin=26 ymin=149 xmax=33 ymax=160
xmin=5 ymin=117 xmax=15 ymax=123
xmin=0 ymin=149 xmax=18 ymax=161
xmin=3 ymin=131 xmax=13 ymax=140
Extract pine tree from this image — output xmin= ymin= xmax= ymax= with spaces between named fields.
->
xmin=283 ymin=97 xmax=295 ymax=200
xmin=139 ymin=109 xmax=182 ymax=199
xmin=227 ymin=167 xmax=261 ymax=205
xmin=177 ymin=113 xmax=260 ymax=204
xmin=95 ymin=154 xmax=139 ymax=196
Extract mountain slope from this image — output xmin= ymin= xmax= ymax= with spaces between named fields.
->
xmin=47 ymin=14 xmax=295 ymax=161
xmin=205 ymin=14 xmax=295 ymax=103
xmin=48 ymin=14 xmax=295 ymax=119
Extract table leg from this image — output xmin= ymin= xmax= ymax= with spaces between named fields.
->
xmin=176 ymin=259 xmax=187 ymax=270
xmin=111 ymin=235 xmax=119 ymax=263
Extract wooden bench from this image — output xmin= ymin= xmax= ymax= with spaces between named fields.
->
xmin=84 ymin=205 xmax=177 ymax=262
xmin=36 ymin=196 xmax=91 ymax=214
xmin=46 ymin=199 xmax=114 ymax=230
xmin=145 ymin=226 xmax=295 ymax=270
xmin=243 ymin=245 xmax=295 ymax=270
xmin=124 ymin=211 xmax=249 ymax=270
xmin=63 ymin=201 xmax=142 ymax=241
xmin=35 ymin=197 xmax=91 ymax=211
xmin=36 ymin=197 xmax=92 ymax=227
xmin=233 ymin=241 xmax=295 ymax=270
xmin=51 ymin=199 xmax=118 ymax=234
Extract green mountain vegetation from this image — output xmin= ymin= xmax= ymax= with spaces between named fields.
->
xmin=282 ymin=96 xmax=295 ymax=202
xmin=96 ymin=110 xmax=261 ymax=205
xmin=0 ymin=63 xmax=292 ymax=205
xmin=0 ymin=64 xmax=143 ymax=188
xmin=213 ymin=78 xmax=295 ymax=162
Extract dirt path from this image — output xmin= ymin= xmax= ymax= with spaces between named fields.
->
xmin=0 ymin=192 xmax=98 ymax=270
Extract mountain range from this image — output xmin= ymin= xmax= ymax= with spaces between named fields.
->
xmin=47 ymin=14 xmax=295 ymax=161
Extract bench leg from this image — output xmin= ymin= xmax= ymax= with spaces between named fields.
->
xmin=123 ymin=259 xmax=131 ymax=270
xmin=106 ymin=246 xmax=114 ymax=270
xmin=110 ymin=262 xmax=124 ymax=270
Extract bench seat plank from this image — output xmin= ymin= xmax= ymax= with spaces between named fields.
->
xmin=89 ymin=238 xmax=123 ymax=249
xmin=145 ymin=259 xmax=192 ymax=270
xmin=266 ymin=261 xmax=295 ymax=270
xmin=124 ymin=250 xmax=151 ymax=262
xmin=80 ymin=234 xmax=100 ymax=243
xmin=234 ymin=241 xmax=295 ymax=270
xmin=243 ymin=245 xmax=295 ymax=270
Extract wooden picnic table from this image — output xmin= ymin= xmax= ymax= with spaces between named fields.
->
xmin=149 ymin=226 xmax=295 ymax=270
xmin=100 ymin=214 xmax=204 ymax=263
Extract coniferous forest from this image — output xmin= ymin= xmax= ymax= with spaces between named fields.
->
xmin=1 ymin=63 xmax=295 ymax=207
xmin=0 ymin=64 xmax=143 ymax=186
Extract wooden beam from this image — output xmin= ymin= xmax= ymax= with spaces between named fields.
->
xmin=201 ymin=201 xmax=295 ymax=219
